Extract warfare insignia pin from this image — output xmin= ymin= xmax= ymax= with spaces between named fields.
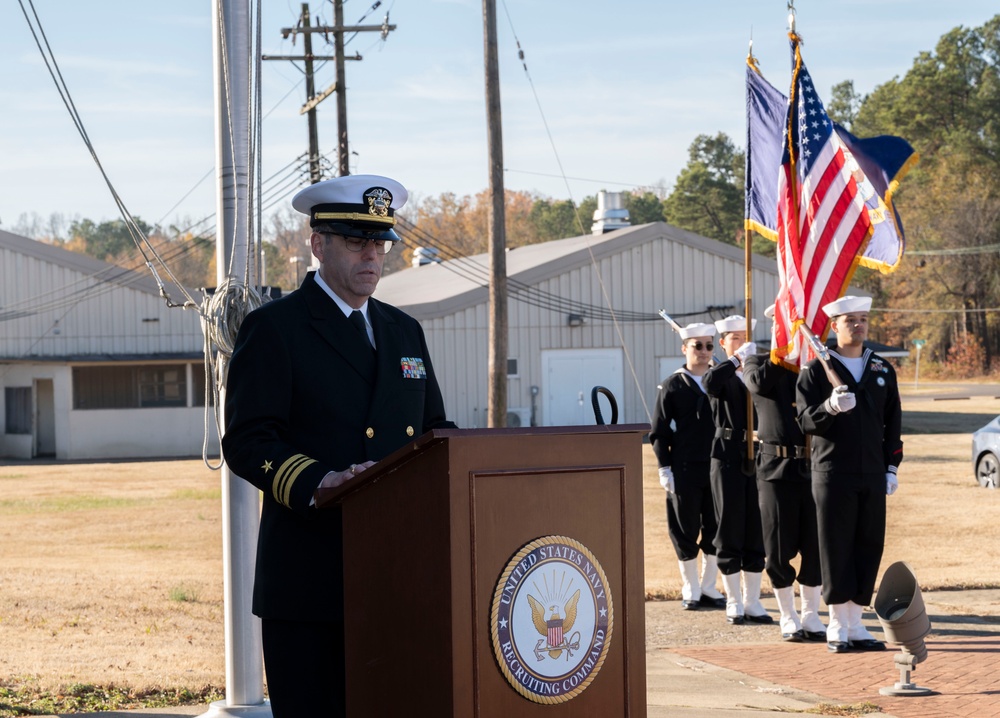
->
xmin=400 ymin=357 xmax=426 ymax=379
xmin=364 ymin=187 xmax=392 ymax=218
xmin=490 ymin=535 xmax=613 ymax=704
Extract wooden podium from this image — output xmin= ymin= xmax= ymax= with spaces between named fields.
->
xmin=315 ymin=425 xmax=648 ymax=716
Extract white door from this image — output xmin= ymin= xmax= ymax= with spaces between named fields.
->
xmin=542 ymin=349 xmax=624 ymax=426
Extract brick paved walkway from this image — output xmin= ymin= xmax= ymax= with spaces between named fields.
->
xmin=674 ymin=635 xmax=1000 ymax=718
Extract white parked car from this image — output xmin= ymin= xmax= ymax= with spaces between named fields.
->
xmin=971 ymin=415 xmax=1000 ymax=489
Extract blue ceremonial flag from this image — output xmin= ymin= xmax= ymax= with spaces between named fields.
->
xmin=744 ymin=58 xmax=786 ymax=242
xmin=832 ymin=124 xmax=918 ymax=273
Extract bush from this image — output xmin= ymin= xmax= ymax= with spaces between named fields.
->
xmin=945 ymin=334 xmax=986 ymax=378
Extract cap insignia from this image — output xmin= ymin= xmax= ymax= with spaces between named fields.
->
xmin=365 ymin=187 xmax=392 ymax=218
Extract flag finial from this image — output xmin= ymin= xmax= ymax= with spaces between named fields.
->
xmin=787 ymin=0 xmax=796 ymax=35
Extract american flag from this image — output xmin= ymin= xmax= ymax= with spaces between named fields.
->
xmin=771 ymin=40 xmax=873 ymax=369
xmin=744 ymin=59 xmax=916 ymax=276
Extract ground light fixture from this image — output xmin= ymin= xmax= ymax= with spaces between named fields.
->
xmin=874 ymin=561 xmax=933 ymax=697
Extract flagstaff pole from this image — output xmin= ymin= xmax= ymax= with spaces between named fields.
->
xmin=744 ymin=41 xmax=755 ymax=465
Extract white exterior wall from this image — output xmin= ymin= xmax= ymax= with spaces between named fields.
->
xmin=0 ymin=361 xmax=219 ymax=460
xmin=66 ymin=407 xmax=219 ymax=460
xmin=0 ymin=363 xmax=72 ymax=459
xmin=415 ymin=230 xmax=780 ymax=429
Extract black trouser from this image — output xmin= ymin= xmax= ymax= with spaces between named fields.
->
xmin=758 ymin=478 xmax=822 ymax=588
xmin=711 ymin=458 xmax=765 ymax=575
xmin=812 ymin=470 xmax=886 ymax=606
xmin=666 ymin=461 xmax=717 ymax=561
xmin=261 ymin=618 xmax=345 ymax=718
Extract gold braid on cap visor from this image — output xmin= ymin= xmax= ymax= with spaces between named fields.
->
xmin=313 ymin=211 xmax=396 ymax=225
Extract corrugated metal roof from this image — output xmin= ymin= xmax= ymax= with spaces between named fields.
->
xmin=376 ymin=221 xmax=778 ymax=319
xmin=0 ymin=228 xmax=187 ymax=298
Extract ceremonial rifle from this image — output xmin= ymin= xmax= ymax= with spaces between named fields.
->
xmin=798 ymin=323 xmax=845 ymax=388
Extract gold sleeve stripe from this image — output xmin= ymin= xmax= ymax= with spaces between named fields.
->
xmin=313 ymin=211 xmax=395 ymax=226
xmin=272 ymin=454 xmax=317 ymax=508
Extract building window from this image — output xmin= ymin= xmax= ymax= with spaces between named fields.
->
xmin=138 ymin=366 xmax=187 ymax=407
xmin=4 ymin=387 xmax=32 ymax=434
xmin=73 ymin=364 xmax=198 ymax=409
xmin=507 ymin=358 xmax=519 ymax=377
xmin=73 ymin=366 xmax=137 ymax=409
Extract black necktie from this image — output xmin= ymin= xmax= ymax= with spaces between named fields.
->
xmin=349 ymin=310 xmax=374 ymax=351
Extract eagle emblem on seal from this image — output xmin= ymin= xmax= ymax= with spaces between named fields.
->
xmin=528 ymin=590 xmax=581 ymax=660
xmin=364 ymin=186 xmax=392 ymax=217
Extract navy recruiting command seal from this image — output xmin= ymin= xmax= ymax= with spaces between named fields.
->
xmin=490 ymin=535 xmax=613 ymax=704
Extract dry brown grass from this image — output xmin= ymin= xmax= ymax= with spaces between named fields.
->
xmin=0 ymin=388 xmax=998 ymax=693
xmin=0 ymin=461 xmax=224 ymax=692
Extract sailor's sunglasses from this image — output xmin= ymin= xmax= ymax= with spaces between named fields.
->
xmin=687 ymin=341 xmax=714 ymax=351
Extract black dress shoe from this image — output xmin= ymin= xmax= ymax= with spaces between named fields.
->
xmin=681 ymin=599 xmax=700 ymax=610
xmin=698 ymin=594 xmax=727 ymax=609
xmin=744 ymin=612 xmax=775 ymax=624
xmin=827 ymin=640 xmax=850 ymax=653
xmin=727 ymin=614 xmax=745 ymax=625
xmin=803 ymin=630 xmax=827 ymax=642
xmin=849 ymin=639 xmax=886 ymax=651
xmin=782 ymin=629 xmax=805 ymax=642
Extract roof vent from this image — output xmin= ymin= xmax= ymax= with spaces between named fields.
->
xmin=591 ymin=190 xmax=630 ymax=234
xmin=411 ymin=246 xmax=442 ymax=267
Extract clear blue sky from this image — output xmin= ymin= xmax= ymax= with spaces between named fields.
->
xmin=1 ymin=0 xmax=996 ymax=233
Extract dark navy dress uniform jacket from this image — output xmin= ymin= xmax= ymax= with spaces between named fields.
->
xmin=222 ymin=272 xmax=454 ymax=621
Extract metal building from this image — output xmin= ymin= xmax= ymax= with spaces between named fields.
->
xmin=374 ymin=221 xmax=781 ymax=429
xmin=0 ymin=229 xmax=214 ymax=459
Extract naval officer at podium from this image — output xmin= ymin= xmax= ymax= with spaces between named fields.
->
xmin=223 ymin=174 xmax=455 ymax=718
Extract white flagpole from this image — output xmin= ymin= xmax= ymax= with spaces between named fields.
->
xmin=201 ymin=0 xmax=269 ymax=714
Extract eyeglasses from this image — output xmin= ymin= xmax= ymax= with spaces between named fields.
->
xmin=345 ymin=236 xmax=395 ymax=255
xmin=327 ymin=234 xmax=395 ymax=255
xmin=687 ymin=342 xmax=714 ymax=352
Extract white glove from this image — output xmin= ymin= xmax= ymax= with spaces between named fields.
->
xmin=732 ymin=341 xmax=757 ymax=364
xmin=658 ymin=466 xmax=675 ymax=494
xmin=826 ymin=385 xmax=856 ymax=414
xmin=886 ymin=470 xmax=898 ymax=496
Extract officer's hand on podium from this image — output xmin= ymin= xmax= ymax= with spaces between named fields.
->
xmin=826 ymin=385 xmax=856 ymax=414
xmin=658 ymin=466 xmax=675 ymax=494
xmin=319 ymin=460 xmax=376 ymax=490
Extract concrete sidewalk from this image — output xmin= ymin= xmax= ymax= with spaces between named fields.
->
xmin=59 ymin=589 xmax=1000 ymax=718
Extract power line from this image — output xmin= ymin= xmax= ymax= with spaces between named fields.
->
xmin=907 ymin=243 xmax=1000 ymax=256
xmin=504 ymin=168 xmax=667 ymax=192
xmin=877 ymin=307 xmax=1000 ymax=314
xmin=17 ymin=0 xmax=199 ymax=310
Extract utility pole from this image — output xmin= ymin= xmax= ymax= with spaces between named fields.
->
xmin=262 ymin=1 xmax=395 ymax=181
xmin=333 ymin=0 xmax=349 ymax=177
xmin=483 ymin=0 xmax=508 ymax=428
xmin=302 ymin=4 xmax=321 ymax=183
